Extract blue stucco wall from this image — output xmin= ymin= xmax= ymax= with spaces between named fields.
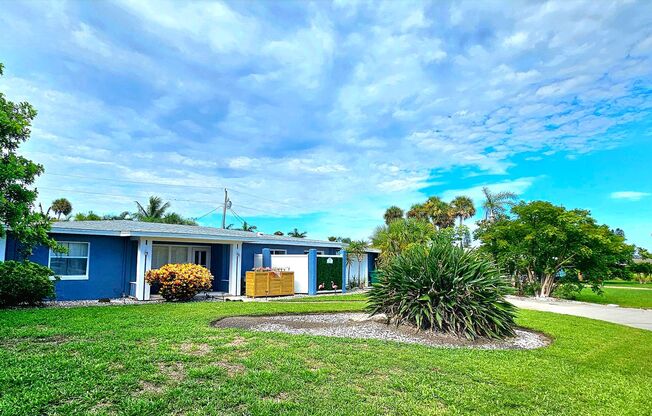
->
xmin=6 ymin=233 xmax=133 ymax=301
xmin=211 ymin=244 xmax=230 ymax=292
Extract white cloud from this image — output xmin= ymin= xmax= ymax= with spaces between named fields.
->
xmin=610 ymin=191 xmax=651 ymax=201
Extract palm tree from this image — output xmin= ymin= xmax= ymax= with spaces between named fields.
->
xmin=288 ymin=228 xmax=307 ymax=238
xmin=135 ymin=196 xmax=170 ymax=221
xmin=346 ymin=240 xmax=368 ymax=288
xmin=328 ymin=236 xmax=338 ymax=242
xmin=450 ymin=196 xmax=476 ymax=226
xmin=50 ymin=198 xmax=72 ymax=220
xmin=240 ymin=221 xmax=257 ymax=232
xmin=406 ymin=203 xmax=429 ymax=222
xmin=383 ymin=206 xmax=404 ymax=225
xmin=481 ymin=187 xmax=517 ymax=222
xmin=424 ymin=196 xmax=455 ymax=229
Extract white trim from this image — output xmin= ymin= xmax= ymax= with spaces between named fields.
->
xmin=135 ymin=238 xmax=152 ymax=301
xmin=269 ymin=249 xmax=287 ymax=255
xmin=151 ymin=243 xmax=211 ymax=269
xmin=48 ymin=241 xmax=90 ymax=280
xmin=305 ymin=250 xmax=325 ymax=255
xmin=228 ymin=243 xmax=242 ymax=295
xmin=50 ymin=227 xmax=344 ymax=248
xmin=0 ymin=235 xmax=6 ymax=262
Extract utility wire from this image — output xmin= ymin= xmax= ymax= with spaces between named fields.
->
xmin=43 ymin=171 xmax=299 ymax=209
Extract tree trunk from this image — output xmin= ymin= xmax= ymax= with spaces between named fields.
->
xmin=539 ymin=274 xmax=555 ymax=297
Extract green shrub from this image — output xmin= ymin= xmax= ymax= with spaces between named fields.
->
xmin=0 ymin=261 xmax=57 ymax=307
xmin=553 ymin=282 xmax=584 ymax=300
xmin=366 ymin=241 xmax=516 ymax=339
xmin=145 ymin=263 xmax=213 ymax=301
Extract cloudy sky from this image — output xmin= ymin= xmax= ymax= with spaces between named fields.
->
xmin=1 ymin=0 xmax=651 ymax=247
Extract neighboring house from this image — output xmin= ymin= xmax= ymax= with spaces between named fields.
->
xmin=0 ymin=220 xmax=379 ymax=301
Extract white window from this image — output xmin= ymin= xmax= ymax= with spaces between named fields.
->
xmin=304 ymin=250 xmax=325 ymax=255
xmin=49 ymin=242 xmax=90 ymax=280
xmin=151 ymin=244 xmax=210 ymax=269
xmin=270 ymin=249 xmax=287 ymax=255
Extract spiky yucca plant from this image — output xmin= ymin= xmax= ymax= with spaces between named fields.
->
xmin=366 ymin=240 xmax=516 ymax=339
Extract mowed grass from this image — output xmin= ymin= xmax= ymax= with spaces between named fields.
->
xmin=572 ymin=286 xmax=652 ymax=309
xmin=1 ymin=300 xmax=651 ymax=416
xmin=604 ymin=280 xmax=652 ymax=288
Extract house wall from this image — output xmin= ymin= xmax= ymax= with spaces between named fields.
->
xmin=5 ymin=233 xmax=132 ymax=301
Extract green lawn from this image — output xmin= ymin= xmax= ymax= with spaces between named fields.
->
xmin=1 ymin=300 xmax=651 ymax=415
xmin=571 ymin=286 xmax=652 ymax=309
xmin=603 ymin=280 xmax=652 ymax=288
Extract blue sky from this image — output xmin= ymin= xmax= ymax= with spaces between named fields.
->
xmin=1 ymin=0 xmax=651 ymax=248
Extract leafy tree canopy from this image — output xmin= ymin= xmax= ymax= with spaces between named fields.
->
xmin=0 ymin=63 xmax=59 ymax=257
xmin=475 ymin=200 xmax=634 ymax=296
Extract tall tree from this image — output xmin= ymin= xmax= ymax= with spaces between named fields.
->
xmin=476 ymin=201 xmax=634 ymax=297
xmin=406 ymin=203 xmax=429 ymax=222
xmin=481 ymin=187 xmax=517 ymax=222
xmin=239 ymin=221 xmax=257 ymax=232
xmin=0 ymin=63 xmax=59 ymax=257
xmin=424 ymin=196 xmax=454 ymax=229
xmin=274 ymin=231 xmax=284 ymax=236
xmin=50 ymin=198 xmax=73 ymax=220
xmin=450 ymin=196 xmax=476 ymax=226
xmin=383 ymin=206 xmax=404 ymax=225
xmin=288 ymin=228 xmax=307 ymax=238
xmin=134 ymin=196 xmax=195 ymax=225
xmin=346 ymin=240 xmax=368 ymax=288
xmin=135 ymin=196 xmax=170 ymax=220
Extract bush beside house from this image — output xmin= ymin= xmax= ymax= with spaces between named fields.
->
xmin=0 ymin=261 xmax=57 ymax=307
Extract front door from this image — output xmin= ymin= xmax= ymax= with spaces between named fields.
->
xmin=192 ymin=247 xmax=210 ymax=269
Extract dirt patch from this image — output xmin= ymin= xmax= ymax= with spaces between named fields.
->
xmin=213 ymin=313 xmax=551 ymax=350
xmin=225 ymin=336 xmax=247 ymax=347
xmin=216 ymin=360 xmax=245 ymax=376
xmin=179 ymin=342 xmax=212 ymax=356
xmin=0 ymin=335 xmax=72 ymax=348
xmin=138 ymin=381 xmax=165 ymax=395
xmin=158 ymin=362 xmax=186 ymax=381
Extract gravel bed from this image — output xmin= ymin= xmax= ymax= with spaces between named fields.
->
xmin=214 ymin=312 xmax=550 ymax=350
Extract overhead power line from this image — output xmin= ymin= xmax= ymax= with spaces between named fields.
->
xmin=43 ymin=172 xmax=299 ymax=209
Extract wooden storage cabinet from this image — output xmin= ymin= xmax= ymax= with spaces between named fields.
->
xmin=246 ymin=271 xmax=294 ymax=297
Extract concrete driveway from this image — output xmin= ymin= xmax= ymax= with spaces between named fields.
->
xmin=507 ymin=296 xmax=652 ymax=331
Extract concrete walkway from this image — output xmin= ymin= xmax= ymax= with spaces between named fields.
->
xmin=507 ymin=296 xmax=652 ymax=331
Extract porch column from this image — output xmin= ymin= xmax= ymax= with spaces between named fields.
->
xmin=0 ymin=235 xmax=6 ymax=262
xmin=135 ymin=237 xmax=152 ymax=301
xmin=228 ymin=243 xmax=242 ymax=295
xmin=0 ymin=233 xmax=7 ymax=262
xmin=307 ymin=249 xmax=317 ymax=295
xmin=340 ymin=249 xmax=347 ymax=294
xmin=262 ymin=248 xmax=271 ymax=268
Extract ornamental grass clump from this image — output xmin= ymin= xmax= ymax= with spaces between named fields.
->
xmin=145 ymin=263 xmax=213 ymax=301
xmin=367 ymin=240 xmax=516 ymax=339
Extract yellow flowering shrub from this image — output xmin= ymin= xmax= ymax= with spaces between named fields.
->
xmin=145 ymin=263 xmax=213 ymax=301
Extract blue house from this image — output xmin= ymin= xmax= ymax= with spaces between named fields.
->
xmin=0 ymin=221 xmax=378 ymax=301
